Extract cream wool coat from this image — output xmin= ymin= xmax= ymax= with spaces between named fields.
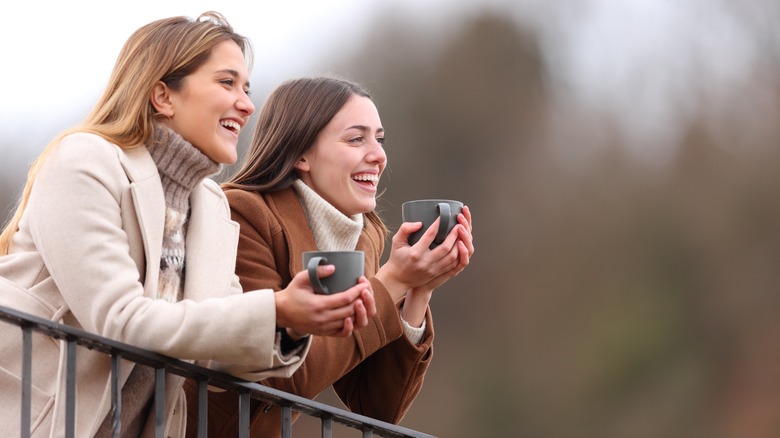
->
xmin=0 ymin=133 xmax=309 ymax=438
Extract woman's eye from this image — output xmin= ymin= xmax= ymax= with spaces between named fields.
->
xmin=377 ymin=137 xmax=385 ymax=145
xmin=244 ymin=88 xmax=252 ymax=96
xmin=349 ymin=136 xmax=364 ymax=144
xmin=220 ymin=79 xmax=235 ymax=86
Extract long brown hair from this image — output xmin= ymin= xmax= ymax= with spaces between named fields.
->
xmin=0 ymin=11 xmax=251 ymax=255
xmin=224 ymin=76 xmax=388 ymax=237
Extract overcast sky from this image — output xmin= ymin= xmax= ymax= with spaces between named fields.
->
xmin=2 ymin=0 xmax=774 ymax=168
xmin=1 ymin=0 xmax=482 ymax=159
xmin=1 ymin=1 xmax=387 ymax=138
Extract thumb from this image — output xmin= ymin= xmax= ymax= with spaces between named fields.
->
xmin=395 ymin=222 xmax=423 ymax=243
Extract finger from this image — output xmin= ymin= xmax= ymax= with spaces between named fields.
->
xmin=315 ymin=264 xmax=336 ymax=278
xmin=455 ymin=240 xmax=470 ymax=270
xmin=457 ymin=225 xmax=475 ymax=256
xmin=461 ymin=206 xmax=473 ymax=231
xmin=394 ymin=222 xmax=424 ymax=247
xmin=291 ymin=265 xmax=335 ymax=289
xmin=414 ymin=217 xmax=441 ymax=249
xmin=329 ymin=276 xmax=370 ymax=304
xmin=429 ymin=223 xmax=461 ymax=257
xmin=325 ymin=282 xmax=365 ymax=306
xmin=360 ymin=289 xmax=377 ymax=318
xmin=334 ymin=316 xmax=354 ymax=337
xmin=443 ymin=238 xmax=462 ymax=272
xmin=353 ymin=300 xmax=368 ymax=329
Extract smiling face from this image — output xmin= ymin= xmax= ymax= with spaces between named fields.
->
xmin=154 ymin=40 xmax=254 ymax=164
xmin=295 ymin=95 xmax=387 ymax=216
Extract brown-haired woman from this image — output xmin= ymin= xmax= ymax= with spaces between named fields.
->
xmin=185 ymin=76 xmax=474 ymax=436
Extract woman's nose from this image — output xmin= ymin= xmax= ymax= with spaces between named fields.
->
xmin=236 ymin=92 xmax=255 ymax=116
xmin=367 ymin=140 xmax=386 ymax=164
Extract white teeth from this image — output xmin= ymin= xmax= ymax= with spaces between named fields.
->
xmin=352 ymin=174 xmax=379 ymax=182
xmin=220 ymin=120 xmax=241 ymax=134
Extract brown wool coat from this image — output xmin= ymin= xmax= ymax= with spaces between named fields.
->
xmin=184 ymin=186 xmax=434 ymax=437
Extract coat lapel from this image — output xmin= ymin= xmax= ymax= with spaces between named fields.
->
xmin=184 ymin=180 xmax=240 ymax=301
xmin=120 ymin=145 xmax=165 ymax=298
xmin=268 ymin=189 xmax=318 ymax=275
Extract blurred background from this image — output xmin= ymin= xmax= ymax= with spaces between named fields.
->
xmin=4 ymin=0 xmax=780 ymax=436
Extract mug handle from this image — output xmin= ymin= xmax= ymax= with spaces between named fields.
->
xmin=307 ymin=256 xmax=330 ymax=294
xmin=434 ymin=203 xmax=452 ymax=245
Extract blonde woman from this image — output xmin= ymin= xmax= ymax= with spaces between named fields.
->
xmin=0 ymin=14 xmax=374 ymax=438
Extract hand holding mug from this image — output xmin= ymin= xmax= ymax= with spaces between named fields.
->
xmin=275 ymin=252 xmax=374 ymax=338
xmin=303 ymin=250 xmax=365 ymax=294
xmin=402 ymin=199 xmax=464 ymax=249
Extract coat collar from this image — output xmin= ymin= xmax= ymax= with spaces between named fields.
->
xmin=116 ymin=144 xmax=238 ymax=300
xmin=266 ymin=187 xmax=317 ymax=276
xmin=265 ymin=186 xmax=382 ymax=277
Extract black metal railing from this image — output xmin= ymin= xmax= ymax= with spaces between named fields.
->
xmin=0 ymin=305 xmax=435 ymax=438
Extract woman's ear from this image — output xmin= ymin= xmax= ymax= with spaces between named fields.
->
xmin=294 ymin=156 xmax=310 ymax=172
xmin=150 ymin=81 xmax=174 ymax=117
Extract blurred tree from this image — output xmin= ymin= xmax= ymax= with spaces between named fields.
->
xmin=329 ymin=5 xmax=780 ymax=438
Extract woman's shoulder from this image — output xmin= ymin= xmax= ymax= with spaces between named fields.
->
xmin=40 ymin=132 xmax=130 ymax=182
xmin=223 ymin=187 xmax=304 ymax=231
xmin=224 ymin=187 xmax=268 ymax=210
xmin=54 ymin=132 xmax=121 ymax=160
xmin=51 ymin=132 xmax=157 ymax=183
xmin=223 ymin=188 xmax=274 ymax=223
xmin=224 ymin=186 xmax=302 ymax=211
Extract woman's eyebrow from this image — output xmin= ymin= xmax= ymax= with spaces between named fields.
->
xmin=346 ymin=125 xmax=384 ymax=133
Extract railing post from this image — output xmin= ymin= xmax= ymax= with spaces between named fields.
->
xmin=281 ymin=405 xmax=292 ymax=438
xmin=111 ymin=354 xmax=122 ymax=438
xmin=238 ymin=392 xmax=250 ymax=438
xmin=197 ymin=380 xmax=208 ymax=438
xmin=21 ymin=326 xmax=32 ymax=437
xmin=154 ymin=367 xmax=166 ymax=438
xmin=65 ymin=339 xmax=77 ymax=438
xmin=321 ymin=416 xmax=332 ymax=438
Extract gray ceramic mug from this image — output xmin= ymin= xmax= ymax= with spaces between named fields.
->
xmin=303 ymin=250 xmax=365 ymax=294
xmin=402 ymin=199 xmax=464 ymax=248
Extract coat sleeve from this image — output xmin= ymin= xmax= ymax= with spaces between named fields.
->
xmin=330 ymin=237 xmax=435 ymax=423
xmin=26 ymin=135 xmax=301 ymax=375
xmin=332 ymin=301 xmax=433 ymax=422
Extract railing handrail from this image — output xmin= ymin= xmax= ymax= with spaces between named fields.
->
xmin=0 ymin=304 xmax=435 ymax=438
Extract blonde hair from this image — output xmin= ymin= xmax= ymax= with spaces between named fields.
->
xmin=0 ymin=11 xmax=251 ymax=255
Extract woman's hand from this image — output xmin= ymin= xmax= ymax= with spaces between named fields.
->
xmin=275 ymin=267 xmax=375 ymax=338
xmin=398 ymin=207 xmax=473 ymax=327
xmin=376 ymin=206 xmax=475 ymax=301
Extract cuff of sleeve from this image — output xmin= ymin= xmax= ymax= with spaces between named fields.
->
xmin=278 ymin=327 xmax=308 ymax=358
xmin=401 ymin=317 xmax=426 ymax=345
